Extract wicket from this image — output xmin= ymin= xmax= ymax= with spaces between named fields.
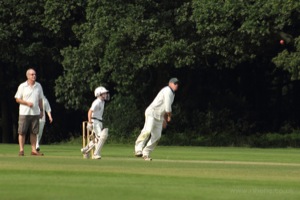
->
xmin=82 ymin=121 xmax=93 ymax=158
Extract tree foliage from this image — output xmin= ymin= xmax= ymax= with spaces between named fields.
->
xmin=55 ymin=0 xmax=300 ymax=109
xmin=55 ymin=0 xmax=196 ymax=110
xmin=192 ymin=0 xmax=300 ymax=68
xmin=0 ymin=0 xmax=45 ymax=66
xmin=273 ymin=36 xmax=300 ymax=80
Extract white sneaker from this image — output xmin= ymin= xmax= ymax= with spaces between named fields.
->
xmin=143 ymin=155 xmax=152 ymax=161
xmin=92 ymin=155 xmax=101 ymax=159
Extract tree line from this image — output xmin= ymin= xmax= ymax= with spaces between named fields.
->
xmin=1 ymin=0 xmax=300 ymax=146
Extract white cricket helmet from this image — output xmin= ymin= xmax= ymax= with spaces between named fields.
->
xmin=94 ymin=86 xmax=109 ymax=97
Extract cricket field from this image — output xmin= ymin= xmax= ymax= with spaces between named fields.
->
xmin=0 ymin=144 xmax=299 ymax=200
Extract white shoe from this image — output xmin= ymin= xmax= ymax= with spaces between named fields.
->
xmin=143 ymin=155 xmax=152 ymax=161
xmin=92 ymin=155 xmax=101 ymax=159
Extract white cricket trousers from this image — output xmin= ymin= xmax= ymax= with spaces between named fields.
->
xmin=36 ymin=121 xmax=45 ymax=149
xmin=135 ymin=115 xmax=163 ymax=156
xmin=93 ymin=120 xmax=103 ymax=137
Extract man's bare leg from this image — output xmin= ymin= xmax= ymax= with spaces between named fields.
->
xmin=18 ymin=134 xmax=25 ymax=152
xmin=30 ymin=133 xmax=37 ymax=153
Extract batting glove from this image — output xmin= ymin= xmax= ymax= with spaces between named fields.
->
xmin=86 ymin=123 xmax=93 ymax=131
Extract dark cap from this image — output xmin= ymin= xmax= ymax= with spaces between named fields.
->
xmin=169 ymin=77 xmax=179 ymax=84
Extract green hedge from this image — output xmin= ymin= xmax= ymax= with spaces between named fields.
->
xmin=158 ymin=132 xmax=300 ymax=147
xmin=248 ymin=132 xmax=300 ymax=148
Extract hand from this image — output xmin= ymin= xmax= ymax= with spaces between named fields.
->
xmin=27 ymin=102 xmax=33 ymax=107
xmin=167 ymin=115 xmax=171 ymax=122
xmin=164 ymin=113 xmax=172 ymax=122
xmin=163 ymin=120 xmax=167 ymax=129
xmin=39 ymin=112 xmax=44 ymax=119
xmin=86 ymin=123 xmax=93 ymax=131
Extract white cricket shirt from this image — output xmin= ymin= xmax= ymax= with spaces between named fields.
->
xmin=90 ymin=98 xmax=105 ymax=121
xmin=146 ymin=86 xmax=175 ymax=120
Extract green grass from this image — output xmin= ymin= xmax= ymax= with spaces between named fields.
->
xmin=0 ymin=144 xmax=299 ymax=200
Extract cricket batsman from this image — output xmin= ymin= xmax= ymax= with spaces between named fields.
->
xmin=134 ymin=78 xmax=179 ymax=161
xmin=81 ymin=86 xmax=110 ymax=159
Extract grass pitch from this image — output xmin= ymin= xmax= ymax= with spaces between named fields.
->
xmin=0 ymin=144 xmax=299 ymax=200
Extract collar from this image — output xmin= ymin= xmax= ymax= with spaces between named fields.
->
xmin=168 ymin=86 xmax=175 ymax=94
xmin=25 ymin=81 xmax=36 ymax=87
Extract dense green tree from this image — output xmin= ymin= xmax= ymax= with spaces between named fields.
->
xmin=55 ymin=0 xmax=300 ymax=138
xmin=192 ymin=0 xmax=300 ymax=67
xmin=55 ymin=0 xmax=300 ymax=106
xmin=55 ymin=0 xmax=195 ymax=110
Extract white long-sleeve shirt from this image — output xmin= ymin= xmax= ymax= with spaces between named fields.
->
xmin=146 ymin=86 xmax=175 ymax=120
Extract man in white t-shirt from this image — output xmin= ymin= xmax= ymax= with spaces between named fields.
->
xmin=15 ymin=68 xmax=44 ymax=156
xmin=135 ymin=78 xmax=179 ymax=161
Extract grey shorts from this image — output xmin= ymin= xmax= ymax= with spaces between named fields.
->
xmin=18 ymin=115 xmax=40 ymax=135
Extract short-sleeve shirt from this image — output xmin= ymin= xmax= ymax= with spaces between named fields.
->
xmin=90 ymin=98 xmax=105 ymax=121
xmin=146 ymin=86 xmax=175 ymax=120
xmin=15 ymin=81 xmax=44 ymax=115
